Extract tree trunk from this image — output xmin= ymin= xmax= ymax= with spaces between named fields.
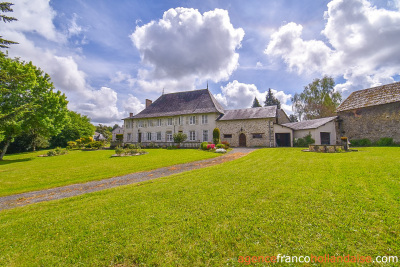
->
xmin=0 ymin=136 xmax=12 ymax=160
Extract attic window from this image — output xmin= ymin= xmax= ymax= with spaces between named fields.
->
xmin=252 ymin=133 xmax=263 ymax=139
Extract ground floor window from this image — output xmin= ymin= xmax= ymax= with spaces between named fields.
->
xmin=147 ymin=132 xmax=152 ymax=141
xmin=203 ymin=130 xmax=208 ymax=142
xmin=127 ymin=133 xmax=131 ymax=141
xmin=252 ymin=133 xmax=263 ymax=138
xmin=156 ymin=132 xmax=162 ymax=141
xmin=189 ymin=131 xmax=196 ymax=141
xmin=224 ymin=134 xmax=232 ymax=138
xmin=320 ymin=132 xmax=331 ymax=145
xmin=167 ymin=131 xmax=173 ymax=142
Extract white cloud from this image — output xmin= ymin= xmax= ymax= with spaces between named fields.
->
xmin=131 ymin=7 xmax=245 ymax=91
xmin=111 ymin=71 xmax=136 ymax=88
xmin=266 ymin=0 xmax=400 ymax=93
xmin=215 ymin=80 xmax=292 ymax=114
xmin=7 ymin=0 xmax=65 ymax=42
xmin=121 ymin=94 xmax=145 ymax=117
xmin=68 ymin=13 xmax=83 ymax=37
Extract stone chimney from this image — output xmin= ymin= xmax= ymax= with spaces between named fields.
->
xmin=129 ymin=112 xmax=133 ymax=117
xmin=146 ymin=99 xmax=152 ymax=108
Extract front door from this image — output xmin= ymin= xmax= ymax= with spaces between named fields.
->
xmin=275 ymin=133 xmax=291 ymax=147
xmin=239 ymin=133 xmax=246 ymax=147
xmin=138 ymin=133 xmax=142 ymax=143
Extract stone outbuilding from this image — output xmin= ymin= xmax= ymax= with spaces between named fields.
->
xmin=281 ymin=116 xmax=338 ymax=145
xmin=217 ymin=106 xmax=290 ymax=147
xmin=336 ymin=82 xmax=400 ymax=143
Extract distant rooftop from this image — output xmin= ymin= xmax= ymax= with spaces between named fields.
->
xmin=218 ymin=106 xmax=277 ymax=121
xmin=128 ymin=89 xmax=225 ymax=119
xmin=282 ymin=116 xmax=337 ymax=130
xmin=336 ymin=81 xmax=400 ymax=112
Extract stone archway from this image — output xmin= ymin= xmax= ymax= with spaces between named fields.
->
xmin=239 ymin=133 xmax=246 ymax=147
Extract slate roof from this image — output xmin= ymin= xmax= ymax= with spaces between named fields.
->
xmin=336 ymin=81 xmax=400 ymax=112
xmin=281 ymin=116 xmax=337 ymax=130
xmin=128 ymin=89 xmax=225 ymax=119
xmin=218 ymin=106 xmax=277 ymax=121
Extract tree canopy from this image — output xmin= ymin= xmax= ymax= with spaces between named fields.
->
xmin=50 ymin=111 xmax=96 ymax=148
xmin=0 ymin=2 xmax=18 ymax=48
xmin=0 ymin=55 xmax=68 ymax=159
xmin=251 ymin=97 xmax=261 ymax=108
xmin=264 ymin=88 xmax=281 ymax=109
xmin=291 ymin=76 xmax=342 ymax=121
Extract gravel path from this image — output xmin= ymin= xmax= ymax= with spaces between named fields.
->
xmin=0 ymin=148 xmax=256 ymax=211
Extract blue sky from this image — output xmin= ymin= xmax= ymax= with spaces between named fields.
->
xmin=3 ymin=0 xmax=400 ymax=125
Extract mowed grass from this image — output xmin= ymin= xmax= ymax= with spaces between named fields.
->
xmin=0 ymin=147 xmax=399 ymax=266
xmin=0 ymin=149 xmax=220 ymax=196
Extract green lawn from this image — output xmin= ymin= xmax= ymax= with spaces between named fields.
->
xmin=0 ymin=149 xmax=220 ymax=196
xmin=0 ymin=147 xmax=399 ymax=266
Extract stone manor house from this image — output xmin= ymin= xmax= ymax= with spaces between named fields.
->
xmin=121 ymin=81 xmax=400 ymax=147
xmin=122 ymin=88 xmax=338 ymax=147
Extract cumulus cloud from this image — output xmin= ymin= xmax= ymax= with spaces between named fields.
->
xmin=2 ymin=3 xmax=131 ymax=125
xmin=131 ymin=7 xmax=244 ymax=91
xmin=215 ymin=80 xmax=292 ymax=113
xmin=7 ymin=0 xmax=65 ymax=42
xmin=266 ymin=0 xmax=400 ymax=94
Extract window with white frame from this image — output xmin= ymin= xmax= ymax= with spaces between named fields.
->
xmin=167 ymin=118 xmax=173 ymax=126
xmin=157 ymin=119 xmax=162 ymax=126
xmin=148 ymin=120 xmax=153 ymax=127
xmin=202 ymin=115 xmax=208 ymax=124
xmin=127 ymin=133 xmax=131 ymax=141
xmin=189 ymin=116 xmax=196 ymax=125
xmin=147 ymin=132 xmax=152 ymax=141
xmin=156 ymin=132 xmax=162 ymax=141
xmin=166 ymin=131 xmax=173 ymax=142
xmin=178 ymin=116 xmax=183 ymax=125
xmin=189 ymin=131 xmax=196 ymax=141
xmin=138 ymin=120 xmax=143 ymax=128
xmin=203 ymin=130 xmax=208 ymax=142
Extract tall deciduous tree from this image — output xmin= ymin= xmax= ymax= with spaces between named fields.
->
xmin=251 ymin=97 xmax=261 ymax=108
xmin=264 ymin=88 xmax=281 ymax=109
xmin=288 ymin=114 xmax=298 ymax=122
xmin=50 ymin=111 xmax=95 ymax=147
xmin=291 ymin=76 xmax=341 ymax=121
xmin=0 ymin=55 xmax=68 ymax=160
xmin=0 ymin=2 xmax=18 ymax=48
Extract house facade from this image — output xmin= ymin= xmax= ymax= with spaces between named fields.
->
xmin=336 ymin=81 xmax=400 ymax=143
xmin=123 ymin=89 xmax=224 ymax=146
xmin=122 ymin=89 xmax=296 ymax=147
xmin=111 ymin=126 xmax=124 ymax=141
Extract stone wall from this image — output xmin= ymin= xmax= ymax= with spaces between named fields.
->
xmin=217 ymin=118 xmax=275 ymax=147
xmin=338 ymin=102 xmax=400 ymax=143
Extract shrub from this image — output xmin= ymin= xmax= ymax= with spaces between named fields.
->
xmin=115 ymin=147 xmax=124 ymax=156
xmin=349 ymin=138 xmax=372 ymax=147
xmin=47 ymin=147 xmax=67 ymax=157
xmin=167 ymin=145 xmax=178 ymax=150
xmin=207 ymin=144 xmax=215 ymax=150
xmin=375 ymin=137 xmax=394 ymax=146
xmin=221 ymin=141 xmax=230 ymax=148
xmin=213 ymin=128 xmax=220 ymax=145
xmin=173 ymin=132 xmax=187 ymax=144
xmin=216 ymin=144 xmax=225 ymax=149
xmin=200 ymin=141 xmax=208 ymax=150
xmin=67 ymin=141 xmax=77 ymax=149
xmin=293 ymin=133 xmax=315 ymax=147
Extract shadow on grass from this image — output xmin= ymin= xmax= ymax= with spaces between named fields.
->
xmin=0 ymin=158 xmax=33 ymax=166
